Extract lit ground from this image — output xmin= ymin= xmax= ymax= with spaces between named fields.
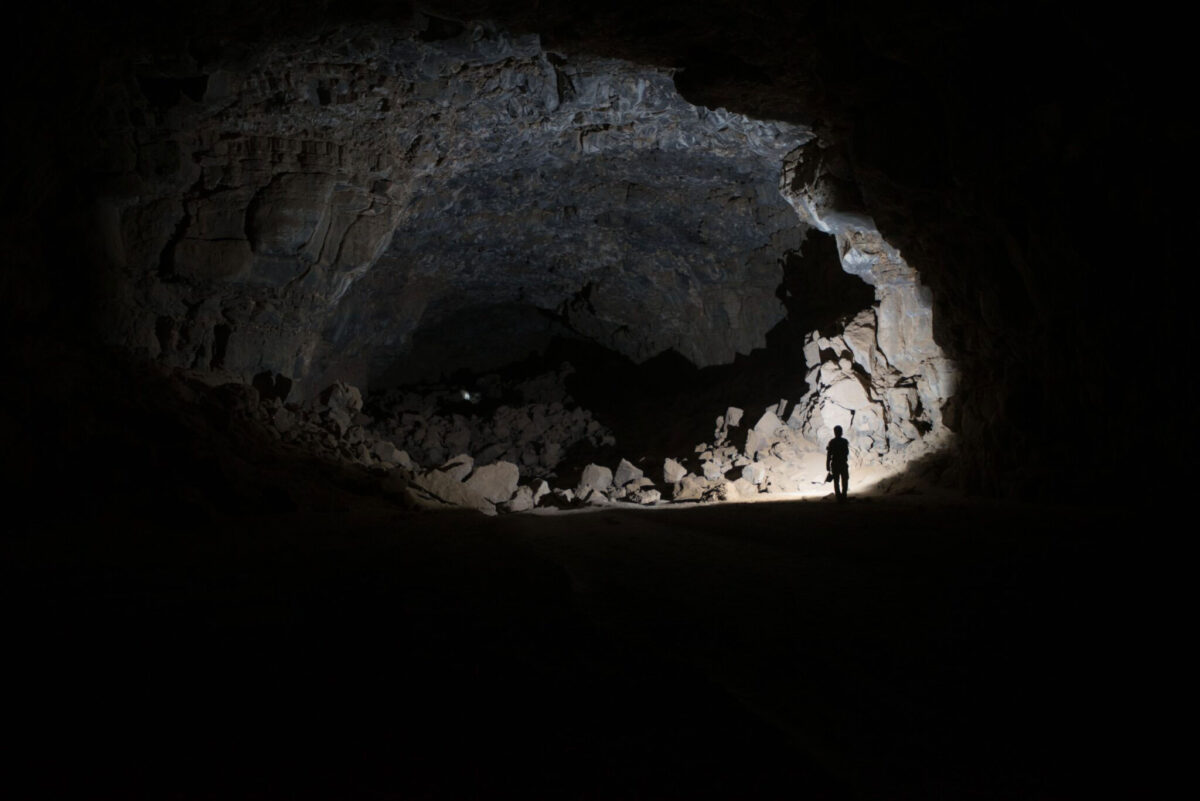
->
xmin=3 ymin=481 xmax=1153 ymax=799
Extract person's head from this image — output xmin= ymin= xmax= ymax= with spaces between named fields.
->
xmin=833 ymin=425 xmax=843 ymax=437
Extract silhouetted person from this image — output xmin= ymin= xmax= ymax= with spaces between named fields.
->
xmin=826 ymin=425 xmax=850 ymax=503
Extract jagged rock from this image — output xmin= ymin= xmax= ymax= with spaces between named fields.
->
xmin=663 ymin=458 xmax=687 ymax=484
xmin=730 ymin=477 xmax=759 ymax=498
xmin=577 ymin=463 xmax=613 ymax=497
xmin=436 ymin=454 xmax=474 ymax=482
xmin=742 ymin=463 xmax=767 ymax=486
xmin=613 ymin=458 xmax=643 ymax=488
xmin=753 ymin=409 xmax=784 ymax=438
xmin=465 ymin=461 xmax=520 ymax=504
xmin=579 ymin=487 xmax=611 ymax=506
xmin=703 ymin=461 xmax=724 ymax=481
xmin=628 ymin=488 xmax=661 ymax=505
xmin=532 ymin=480 xmax=550 ymax=505
xmin=409 ymin=469 xmax=495 ymax=515
xmin=726 ymin=407 xmax=744 ymax=427
xmin=673 ymin=473 xmax=719 ymax=502
xmin=504 ymin=485 xmax=536 ymax=513
xmin=326 ymin=407 xmax=352 ymax=435
xmin=320 ymin=382 xmax=364 ymax=414
xmin=825 ymin=375 xmax=872 ymax=410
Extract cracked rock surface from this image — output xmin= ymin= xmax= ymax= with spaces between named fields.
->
xmin=98 ymin=18 xmax=811 ymax=398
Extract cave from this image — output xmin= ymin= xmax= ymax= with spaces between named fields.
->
xmin=2 ymin=2 xmax=1180 ymax=798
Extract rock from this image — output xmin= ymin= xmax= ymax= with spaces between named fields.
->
xmin=663 ymin=458 xmax=688 ymax=484
xmin=503 ymin=485 xmax=536 ymax=513
xmin=753 ymin=409 xmax=784 ymax=437
xmin=842 ymin=309 xmax=877 ymax=372
xmin=532 ymin=480 xmax=550 ymax=504
xmin=271 ymin=406 xmax=296 ymax=433
xmin=373 ymin=440 xmax=402 ymax=463
xmin=726 ymin=407 xmax=744 ymax=427
xmin=409 ymin=469 xmax=495 ymax=515
xmin=742 ymin=462 xmax=767 ymax=485
xmin=326 ymin=406 xmax=352 ymax=435
xmin=628 ymin=488 xmax=662 ymax=505
xmin=465 ymin=461 xmax=520 ymax=503
xmin=673 ymin=473 xmax=713 ymax=502
xmin=731 ymin=477 xmax=759 ymax=498
xmin=320 ymin=382 xmax=364 ymax=414
xmin=436 ymin=453 xmax=474 ymax=482
xmin=702 ymin=461 xmax=724 ymax=481
xmin=825 ymin=374 xmax=872 ymax=410
xmin=576 ymin=463 xmax=613 ymax=496
xmin=579 ymin=487 xmax=611 ymax=506
xmin=613 ymin=458 xmax=643 ymax=488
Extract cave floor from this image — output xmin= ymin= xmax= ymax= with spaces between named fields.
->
xmin=4 ymin=493 xmax=1148 ymax=799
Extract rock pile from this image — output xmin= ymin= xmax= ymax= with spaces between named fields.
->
xmin=243 ymin=332 xmax=950 ymax=514
xmin=787 ymin=310 xmax=953 ymax=460
xmin=363 ymin=366 xmax=614 ymax=478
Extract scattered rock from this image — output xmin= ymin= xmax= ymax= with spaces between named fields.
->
xmin=465 ymin=461 xmax=520 ymax=504
xmin=613 ymin=458 xmax=644 ymax=488
xmin=577 ymin=463 xmax=613 ymax=497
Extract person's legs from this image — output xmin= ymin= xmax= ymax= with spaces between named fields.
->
xmin=833 ymin=469 xmax=848 ymax=501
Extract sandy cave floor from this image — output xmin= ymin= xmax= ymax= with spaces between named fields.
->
xmin=2 ymin=480 xmax=1165 ymax=800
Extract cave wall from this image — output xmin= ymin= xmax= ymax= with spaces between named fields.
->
xmin=93 ymin=17 xmax=812 ymax=398
xmin=5 ymin=0 xmax=1183 ymax=498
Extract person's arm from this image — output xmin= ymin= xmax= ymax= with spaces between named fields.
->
xmin=825 ymin=442 xmax=831 ymax=471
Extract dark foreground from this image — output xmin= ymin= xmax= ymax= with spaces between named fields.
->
xmin=3 ymin=488 xmax=1161 ymax=799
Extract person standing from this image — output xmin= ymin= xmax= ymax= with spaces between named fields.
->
xmin=826 ymin=425 xmax=850 ymax=503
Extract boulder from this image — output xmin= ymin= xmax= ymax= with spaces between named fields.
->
xmin=825 ymin=374 xmax=872 ymax=410
xmin=503 ymin=485 xmax=536 ymax=513
xmin=320 ymin=381 xmax=364 ymax=414
xmin=742 ymin=462 xmax=767 ymax=485
xmin=409 ymin=469 xmax=495 ymax=515
xmin=613 ymin=458 xmax=643 ymax=488
xmin=753 ymin=409 xmax=784 ymax=437
xmin=673 ymin=473 xmax=712 ymax=502
xmin=731 ymin=477 xmax=759 ymax=498
xmin=465 ymin=461 xmax=520 ymax=503
xmin=577 ymin=463 xmax=613 ymax=496
xmin=663 ymin=457 xmax=688 ymax=484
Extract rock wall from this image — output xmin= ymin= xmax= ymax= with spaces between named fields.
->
xmin=779 ymin=145 xmax=957 ymax=464
xmin=95 ymin=16 xmax=812 ymax=399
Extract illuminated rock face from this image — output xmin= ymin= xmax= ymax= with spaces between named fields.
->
xmin=100 ymin=20 xmax=811 ymax=395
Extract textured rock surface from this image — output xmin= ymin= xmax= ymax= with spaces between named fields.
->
xmin=96 ymin=18 xmax=811 ymax=398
